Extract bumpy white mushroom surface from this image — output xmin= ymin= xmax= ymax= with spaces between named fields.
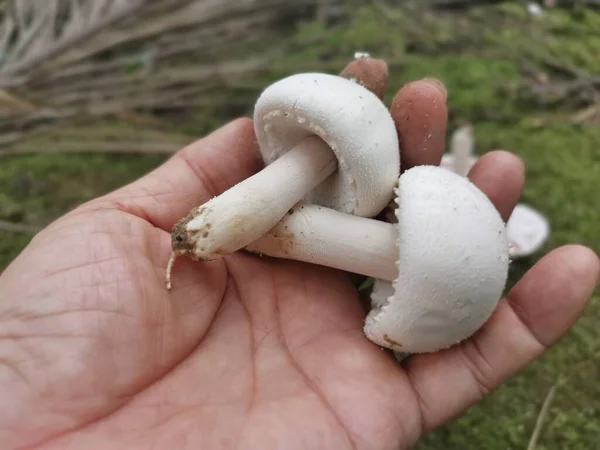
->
xmin=364 ymin=166 xmax=510 ymax=353
xmin=246 ymin=166 xmax=510 ymax=353
xmin=169 ymin=73 xmax=399 ymax=270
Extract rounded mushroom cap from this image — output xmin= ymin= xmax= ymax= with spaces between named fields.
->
xmin=254 ymin=72 xmax=400 ymax=218
xmin=364 ymin=165 xmax=510 ymax=353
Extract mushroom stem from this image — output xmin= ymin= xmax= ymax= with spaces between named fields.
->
xmin=183 ymin=136 xmax=338 ymax=260
xmin=245 ymin=204 xmax=398 ymax=281
xmin=450 ymin=124 xmax=474 ymax=176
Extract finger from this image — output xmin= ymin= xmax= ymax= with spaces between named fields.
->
xmin=401 ymin=244 xmax=600 ymax=433
xmin=467 ymin=150 xmax=526 ymax=222
xmin=390 ymin=79 xmax=448 ymax=171
xmin=340 ymin=56 xmax=389 ymax=100
xmin=97 ymin=118 xmax=263 ymax=231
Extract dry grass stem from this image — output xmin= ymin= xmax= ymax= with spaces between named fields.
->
xmin=527 ymin=383 xmax=558 ymax=450
xmin=0 ymin=0 xmax=329 ymax=155
xmin=0 ymin=219 xmax=41 ymax=233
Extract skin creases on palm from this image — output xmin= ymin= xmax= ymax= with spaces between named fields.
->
xmin=0 ymin=206 xmax=419 ymax=449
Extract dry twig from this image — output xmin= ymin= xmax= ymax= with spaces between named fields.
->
xmin=0 ymin=219 xmax=40 ymax=233
xmin=0 ymin=0 xmax=342 ymax=158
xmin=0 ymin=0 xmax=329 ymax=145
xmin=571 ymin=102 xmax=600 ymax=124
xmin=0 ymin=140 xmax=180 ymax=156
xmin=0 ymin=0 xmax=150 ymax=77
xmin=527 ymin=383 xmax=558 ymax=450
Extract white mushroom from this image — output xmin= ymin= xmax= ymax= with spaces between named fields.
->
xmin=245 ymin=165 xmax=510 ymax=353
xmin=440 ymin=124 xmax=477 ymax=176
xmin=167 ymin=72 xmax=400 ymax=288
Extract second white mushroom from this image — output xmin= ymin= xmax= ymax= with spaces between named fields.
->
xmin=246 ymin=165 xmax=510 ymax=353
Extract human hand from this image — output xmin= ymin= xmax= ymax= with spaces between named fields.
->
xmin=0 ymin=59 xmax=598 ymax=450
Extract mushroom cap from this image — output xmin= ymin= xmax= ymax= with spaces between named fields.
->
xmin=364 ymin=165 xmax=510 ymax=353
xmin=254 ymin=72 xmax=400 ymax=218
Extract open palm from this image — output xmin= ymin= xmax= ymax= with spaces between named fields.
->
xmin=0 ymin=61 xmax=598 ymax=450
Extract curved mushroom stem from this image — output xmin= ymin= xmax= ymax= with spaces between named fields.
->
xmin=175 ymin=136 xmax=338 ymax=262
xmin=245 ymin=204 xmax=399 ymax=281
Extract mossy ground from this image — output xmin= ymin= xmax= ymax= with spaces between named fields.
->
xmin=1 ymin=2 xmax=598 ymax=448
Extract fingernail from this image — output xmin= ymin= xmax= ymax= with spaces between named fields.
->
xmin=422 ymin=78 xmax=447 ymax=102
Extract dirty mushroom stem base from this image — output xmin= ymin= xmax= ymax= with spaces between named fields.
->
xmin=165 ymin=135 xmax=338 ymax=288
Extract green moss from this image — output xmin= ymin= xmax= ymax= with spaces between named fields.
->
xmin=388 ymin=55 xmax=524 ymax=121
xmin=293 ymin=6 xmax=407 ymax=60
xmin=475 ymin=122 xmax=600 ymax=249
xmin=0 ymin=152 xmax=167 ymax=268
xmin=485 ymin=4 xmax=600 ymax=75
xmin=494 ymin=2 xmax=530 ymax=18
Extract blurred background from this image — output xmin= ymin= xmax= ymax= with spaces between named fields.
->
xmin=0 ymin=0 xmax=598 ymax=448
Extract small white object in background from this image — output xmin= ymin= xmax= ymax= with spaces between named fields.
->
xmin=443 ymin=125 xmax=550 ymax=258
xmin=443 ymin=124 xmax=477 ymax=176
xmin=506 ymin=204 xmax=550 ymax=258
xmin=527 ymin=3 xmax=544 ymax=17
xmin=354 ymin=51 xmax=371 ymax=59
